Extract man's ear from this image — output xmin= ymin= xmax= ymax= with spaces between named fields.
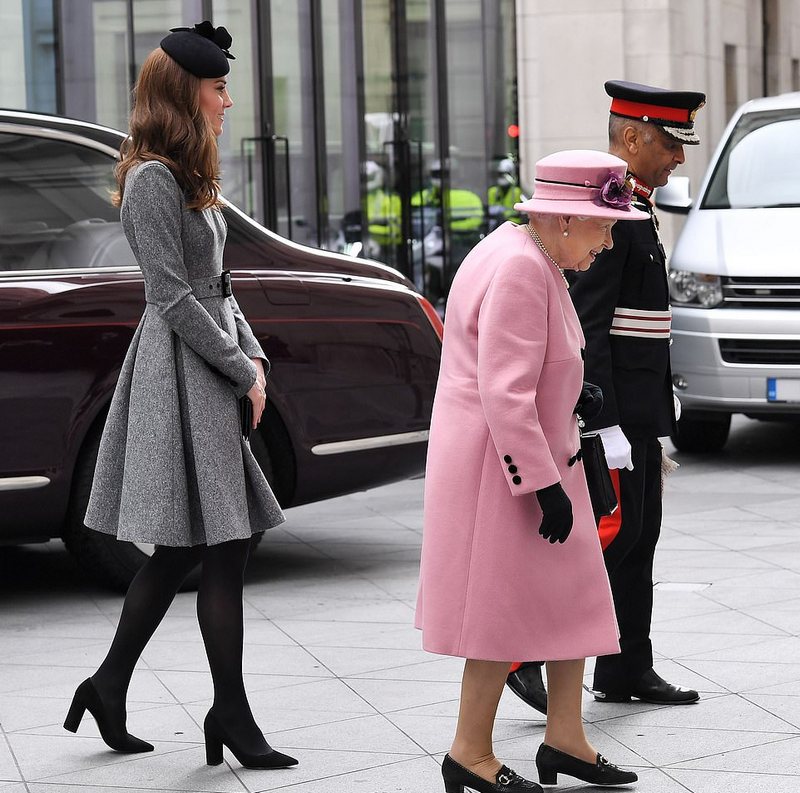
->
xmin=621 ymin=123 xmax=640 ymax=155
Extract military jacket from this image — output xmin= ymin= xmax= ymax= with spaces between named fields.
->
xmin=567 ymin=196 xmax=675 ymax=437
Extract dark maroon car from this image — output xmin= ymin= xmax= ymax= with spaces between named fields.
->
xmin=0 ymin=110 xmax=442 ymax=590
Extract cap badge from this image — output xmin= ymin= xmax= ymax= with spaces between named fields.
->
xmin=689 ymin=100 xmax=706 ymax=122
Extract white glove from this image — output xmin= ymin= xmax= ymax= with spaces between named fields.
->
xmin=596 ymin=425 xmax=634 ymax=470
xmin=673 ymin=394 xmax=682 ymax=422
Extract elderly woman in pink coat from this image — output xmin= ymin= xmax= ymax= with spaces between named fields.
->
xmin=416 ymin=150 xmax=649 ymax=793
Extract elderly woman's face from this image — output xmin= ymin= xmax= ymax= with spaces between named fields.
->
xmin=561 ymin=217 xmax=616 ymax=271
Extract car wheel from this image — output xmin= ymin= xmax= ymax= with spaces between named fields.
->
xmin=63 ymin=422 xmax=272 ymax=593
xmin=670 ymin=412 xmax=731 ymax=453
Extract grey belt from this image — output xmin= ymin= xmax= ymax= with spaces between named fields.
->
xmin=190 ymin=270 xmax=232 ymax=299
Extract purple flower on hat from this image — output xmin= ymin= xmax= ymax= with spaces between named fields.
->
xmin=599 ymin=172 xmax=633 ymax=209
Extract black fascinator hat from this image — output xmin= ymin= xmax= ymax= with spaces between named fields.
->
xmin=160 ymin=21 xmax=235 ymax=78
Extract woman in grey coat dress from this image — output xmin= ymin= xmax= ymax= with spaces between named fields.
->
xmin=63 ymin=23 xmax=296 ymax=771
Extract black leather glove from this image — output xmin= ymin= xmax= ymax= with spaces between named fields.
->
xmin=574 ymin=381 xmax=603 ymax=421
xmin=535 ymin=483 xmax=573 ymax=544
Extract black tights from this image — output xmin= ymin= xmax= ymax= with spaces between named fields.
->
xmin=92 ymin=538 xmax=268 ymax=753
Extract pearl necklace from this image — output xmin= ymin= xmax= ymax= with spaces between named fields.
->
xmin=525 ymin=223 xmax=570 ymax=289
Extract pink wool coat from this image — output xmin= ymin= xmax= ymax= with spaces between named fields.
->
xmin=415 ymin=222 xmax=620 ymax=661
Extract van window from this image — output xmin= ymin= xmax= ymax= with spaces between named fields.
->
xmin=0 ymin=132 xmax=136 ymax=271
xmin=702 ymin=110 xmax=800 ymax=209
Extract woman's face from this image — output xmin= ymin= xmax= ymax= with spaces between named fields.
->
xmin=199 ymin=77 xmax=233 ymax=137
xmin=560 ymin=217 xmax=616 ymax=271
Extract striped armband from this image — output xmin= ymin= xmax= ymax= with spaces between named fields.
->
xmin=609 ymin=307 xmax=672 ymax=339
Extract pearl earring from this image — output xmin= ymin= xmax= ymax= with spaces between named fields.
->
xmin=563 ymin=230 xmax=569 ymax=237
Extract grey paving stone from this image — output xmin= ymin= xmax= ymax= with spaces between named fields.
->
xmin=599 ymin=722 xmax=792 ymax=766
xmin=699 ymin=585 xmax=800 ymax=610
xmin=591 ymin=691 xmax=799 ymax=734
xmin=347 ymin=656 xmax=465 ymax=683
xmin=273 ymin=619 xmax=422 ymax=650
xmin=299 ymin=645 xmax=432 ymax=677
xmin=6 ymin=732 xmax=190 ymax=783
xmin=670 ymin=733 xmax=800 ymax=773
xmin=3 ymin=420 xmax=800 ymax=791
xmin=345 ymin=678 xmax=461 ymax=714
xmin=653 ymin=608 xmax=789 ymax=636
xmin=744 ymin=694 xmax=800 ymax=729
xmin=263 ymin=713 xmax=423 ymax=754
xmin=0 ymin=737 xmax=20 ymax=782
xmin=678 ymin=635 xmax=800 ymax=664
xmin=681 ymin=659 xmax=800 ymax=693
xmin=28 ymin=745 xmax=248 ymax=791
xmin=241 ymin=751 xmax=435 ymax=792
xmin=668 ymin=769 xmax=800 ymax=793
xmin=651 ymin=629 xmax=768 ymax=659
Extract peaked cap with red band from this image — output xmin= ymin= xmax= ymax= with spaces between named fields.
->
xmin=605 ymin=80 xmax=705 ymax=145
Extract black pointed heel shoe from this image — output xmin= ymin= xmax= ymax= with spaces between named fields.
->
xmin=203 ymin=709 xmax=298 ymax=769
xmin=441 ymin=754 xmax=542 ymax=792
xmin=535 ymin=743 xmax=637 ymax=786
xmin=63 ymin=678 xmax=153 ymax=753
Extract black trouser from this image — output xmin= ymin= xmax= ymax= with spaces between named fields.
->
xmin=593 ymin=435 xmax=663 ymax=694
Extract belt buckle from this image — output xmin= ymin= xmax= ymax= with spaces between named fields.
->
xmin=221 ymin=270 xmax=232 ymax=298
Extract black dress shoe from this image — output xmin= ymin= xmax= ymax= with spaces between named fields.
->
xmin=505 ymin=662 xmax=547 ymax=715
xmin=594 ymin=668 xmax=699 ymax=705
xmin=535 ymin=743 xmax=637 ymax=786
xmin=442 ymin=754 xmax=542 ymax=792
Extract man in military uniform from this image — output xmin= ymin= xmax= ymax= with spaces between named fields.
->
xmin=506 ymin=81 xmax=705 ymax=713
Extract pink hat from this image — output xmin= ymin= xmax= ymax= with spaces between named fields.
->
xmin=514 ymin=149 xmax=649 ymax=221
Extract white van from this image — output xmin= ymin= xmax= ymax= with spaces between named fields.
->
xmin=657 ymin=92 xmax=800 ymax=452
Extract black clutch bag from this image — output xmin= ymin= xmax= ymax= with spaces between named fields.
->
xmin=580 ymin=432 xmax=618 ymax=522
xmin=239 ymin=396 xmax=253 ymax=440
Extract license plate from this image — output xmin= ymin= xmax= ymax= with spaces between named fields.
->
xmin=767 ymin=378 xmax=800 ymax=402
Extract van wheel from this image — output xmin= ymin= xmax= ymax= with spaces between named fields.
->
xmin=670 ymin=412 xmax=731 ymax=453
xmin=63 ymin=424 xmax=271 ymax=593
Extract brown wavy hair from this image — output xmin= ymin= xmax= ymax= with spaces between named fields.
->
xmin=113 ymin=48 xmax=221 ymax=210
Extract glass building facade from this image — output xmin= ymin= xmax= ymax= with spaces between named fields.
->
xmin=5 ymin=0 xmax=519 ymax=301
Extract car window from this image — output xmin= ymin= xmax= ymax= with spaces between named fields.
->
xmin=0 ymin=132 xmax=136 ymax=271
xmin=702 ymin=110 xmax=800 ymax=209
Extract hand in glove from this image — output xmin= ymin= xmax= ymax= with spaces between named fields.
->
xmin=673 ymin=393 xmax=682 ymax=422
xmin=596 ymin=425 xmax=634 ymax=470
xmin=535 ymin=483 xmax=573 ymax=544
xmin=574 ymin=381 xmax=603 ymax=422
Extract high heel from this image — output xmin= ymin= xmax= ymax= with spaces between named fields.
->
xmin=203 ymin=709 xmax=298 ymax=769
xmin=535 ymin=743 xmax=637 ymax=786
xmin=63 ymin=678 xmax=153 ymax=753
xmin=441 ymin=754 xmax=542 ymax=792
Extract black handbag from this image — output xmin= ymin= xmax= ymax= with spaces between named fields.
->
xmin=580 ymin=432 xmax=618 ymax=522
xmin=239 ymin=396 xmax=253 ymax=440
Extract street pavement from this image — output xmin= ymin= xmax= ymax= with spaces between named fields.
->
xmin=1 ymin=415 xmax=800 ymax=792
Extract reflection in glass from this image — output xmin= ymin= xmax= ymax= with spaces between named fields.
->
xmin=132 ymin=1 xmax=201 ymax=68
xmin=211 ymin=0 xmax=259 ymax=219
xmin=270 ymin=0 xmax=317 ymax=247
xmin=1 ymin=0 xmax=57 ymax=112
xmin=60 ymin=1 xmax=209 ymax=132
xmin=0 ymin=133 xmax=136 ymax=272
xmin=361 ymin=1 xmax=404 ymax=270
xmin=61 ymin=0 xmax=128 ymax=129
